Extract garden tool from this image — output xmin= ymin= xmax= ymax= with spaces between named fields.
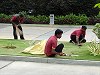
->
xmin=16 ymin=25 xmax=23 ymax=36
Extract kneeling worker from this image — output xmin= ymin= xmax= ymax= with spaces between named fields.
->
xmin=44 ymin=29 xmax=66 ymax=57
xmin=70 ymin=26 xmax=87 ymax=46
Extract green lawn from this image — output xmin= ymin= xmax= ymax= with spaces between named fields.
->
xmin=0 ymin=39 xmax=100 ymax=61
xmin=58 ymin=42 xmax=100 ymax=60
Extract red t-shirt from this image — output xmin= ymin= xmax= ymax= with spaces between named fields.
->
xmin=11 ymin=14 xmax=24 ymax=24
xmin=71 ymin=29 xmax=86 ymax=37
xmin=44 ymin=35 xmax=57 ymax=56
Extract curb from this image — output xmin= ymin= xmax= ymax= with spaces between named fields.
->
xmin=0 ymin=55 xmax=100 ymax=66
xmin=0 ymin=23 xmax=94 ymax=28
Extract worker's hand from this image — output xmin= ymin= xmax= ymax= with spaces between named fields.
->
xmin=59 ymin=53 xmax=66 ymax=56
xmin=17 ymin=24 xmax=21 ymax=26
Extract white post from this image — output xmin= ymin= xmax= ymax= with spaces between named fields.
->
xmin=50 ymin=14 xmax=54 ymax=25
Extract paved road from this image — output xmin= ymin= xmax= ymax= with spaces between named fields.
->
xmin=0 ymin=23 xmax=99 ymax=42
xmin=0 ymin=60 xmax=100 ymax=75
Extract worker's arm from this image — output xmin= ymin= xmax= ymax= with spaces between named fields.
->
xmin=76 ymin=36 xmax=82 ymax=46
xmin=51 ymin=47 xmax=59 ymax=55
xmin=76 ymin=36 xmax=79 ymax=44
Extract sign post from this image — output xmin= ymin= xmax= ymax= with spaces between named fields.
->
xmin=50 ymin=14 xmax=54 ymax=25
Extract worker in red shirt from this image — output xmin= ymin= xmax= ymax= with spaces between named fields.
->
xmin=44 ymin=29 xmax=66 ymax=57
xmin=70 ymin=26 xmax=87 ymax=46
xmin=11 ymin=14 xmax=25 ymax=40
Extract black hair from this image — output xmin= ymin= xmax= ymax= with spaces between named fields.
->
xmin=55 ymin=29 xmax=63 ymax=35
xmin=82 ymin=26 xmax=87 ymax=30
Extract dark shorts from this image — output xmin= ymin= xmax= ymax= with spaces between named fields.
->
xmin=46 ymin=43 xmax=64 ymax=57
xmin=70 ymin=35 xmax=86 ymax=43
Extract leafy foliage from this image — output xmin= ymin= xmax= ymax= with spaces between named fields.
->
xmin=0 ymin=0 xmax=99 ymax=16
xmin=89 ymin=23 xmax=100 ymax=56
xmin=94 ymin=3 xmax=100 ymax=8
xmin=0 ymin=13 xmax=99 ymax=25
xmin=55 ymin=14 xmax=88 ymax=25
xmin=93 ymin=23 xmax=100 ymax=39
xmin=0 ymin=14 xmax=11 ymax=23
xmin=89 ymin=40 xmax=100 ymax=56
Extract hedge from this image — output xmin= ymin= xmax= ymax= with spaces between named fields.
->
xmin=0 ymin=13 xmax=99 ymax=25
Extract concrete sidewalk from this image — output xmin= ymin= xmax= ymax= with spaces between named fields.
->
xmin=0 ymin=24 xmax=99 ymax=42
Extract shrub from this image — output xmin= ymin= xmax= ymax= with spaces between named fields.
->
xmin=95 ymin=14 xmax=100 ymax=24
xmin=89 ymin=40 xmax=100 ymax=56
xmin=0 ymin=14 xmax=11 ymax=23
xmin=96 ymin=14 xmax=100 ymax=18
xmin=77 ymin=14 xmax=88 ymax=25
xmin=26 ymin=15 xmax=49 ymax=24
xmin=24 ymin=18 xmax=34 ymax=24
xmin=87 ymin=17 xmax=96 ymax=25
xmin=0 ymin=13 xmax=89 ymax=25
xmin=93 ymin=23 xmax=100 ymax=39
xmin=55 ymin=14 xmax=88 ymax=25
xmin=55 ymin=15 xmax=74 ymax=24
xmin=87 ymin=15 xmax=100 ymax=25
xmin=89 ymin=23 xmax=100 ymax=56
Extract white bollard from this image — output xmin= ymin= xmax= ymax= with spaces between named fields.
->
xmin=50 ymin=14 xmax=54 ymax=25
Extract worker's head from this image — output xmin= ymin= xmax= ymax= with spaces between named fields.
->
xmin=81 ymin=26 xmax=87 ymax=31
xmin=55 ymin=29 xmax=63 ymax=39
xmin=19 ymin=14 xmax=24 ymax=18
xmin=18 ymin=14 xmax=24 ymax=20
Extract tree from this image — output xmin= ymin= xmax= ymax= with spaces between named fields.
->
xmin=94 ymin=3 xmax=100 ymax=14
xmin=94 ymin=3 xmax=100 ymax=8
xmin=0 ymin=0 xmax=99 ymax=16
xmin=67 ymin=0 xmax=99 ymax=16
xmin=46 ymin=0 xmax=68 ymax=15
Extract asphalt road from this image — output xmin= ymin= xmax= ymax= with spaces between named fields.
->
xmin=0 ymin=60 xmax=100 ymax=75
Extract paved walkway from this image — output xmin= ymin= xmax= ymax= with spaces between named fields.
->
xmin=0 ymin=23 xmax=99 ymax=42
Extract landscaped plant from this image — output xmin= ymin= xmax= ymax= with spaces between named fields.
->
xmin=0 ymin=14 xmax=11 ymax=23
xmin=22 ymin=14 xmax=49 ymax=24
xmin=0 ymin=13 xmax=89 ymax=25
xmin=89 ymin=23 xmax=100 ymax=56
xmin=55 ymin=14 xmax=88 ymax=25
xmin=89 ymin=3 xmax=100 ymax=55
xmin=89 ymin=40 xmax=100 ymax=56
xmin=93 ymin=23 xmax=100 ymax=39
